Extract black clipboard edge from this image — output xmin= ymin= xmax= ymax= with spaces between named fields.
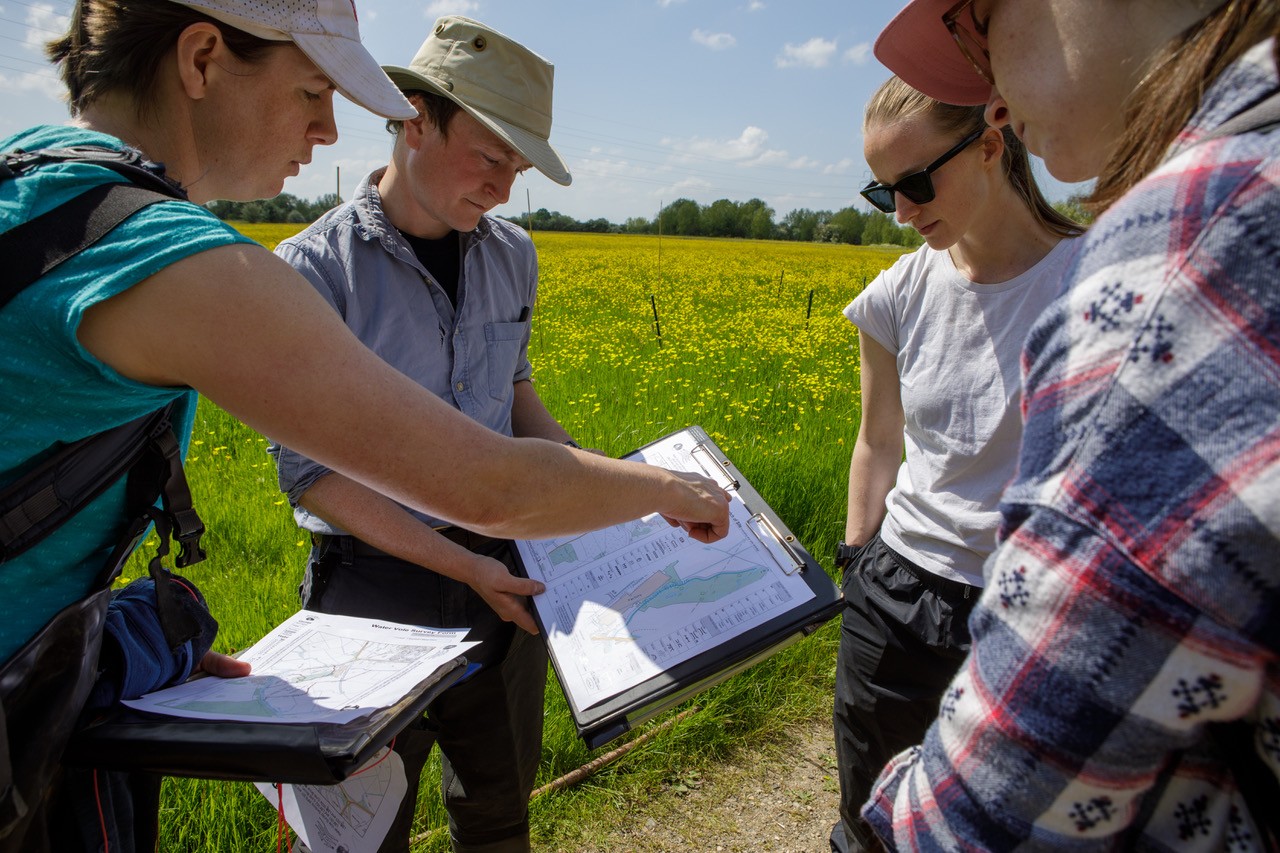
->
xmin=577 ymin=604 xmax=838 ymax=750
xmin=573 ymin=595 xmax=841 ymax=748
xmin=65 ymin=657 xmax=469 ymax=785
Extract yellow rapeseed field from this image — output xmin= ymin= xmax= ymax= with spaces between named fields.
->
xmin=529 ymin=232 xmax=902 ymax=453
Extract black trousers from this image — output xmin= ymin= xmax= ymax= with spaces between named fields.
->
xmin=830 ymin=533 xmax=978 ymax=853
xmin=303 ymin=531 xmax=547 ymax=853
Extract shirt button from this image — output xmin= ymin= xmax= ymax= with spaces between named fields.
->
xmin=455 ymin=381 xmax=465 ymax=392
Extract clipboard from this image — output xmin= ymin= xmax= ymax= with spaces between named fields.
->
xmin=514 ymin=425 xmax=842 ymax=750
xmin=64 ymin=627 xmax=472 ymax=785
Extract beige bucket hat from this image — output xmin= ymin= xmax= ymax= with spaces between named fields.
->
xmin=382 ymin=16 xmax=572 ymax=186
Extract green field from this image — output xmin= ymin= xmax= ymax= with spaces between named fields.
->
xmin=137 ymin=226 xmax=905 ymax=850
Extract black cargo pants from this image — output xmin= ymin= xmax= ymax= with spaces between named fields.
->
xmin=304 ymin=530 xmax=547 ymax=853
xmin=829 ymin=533 xmax=978 ymax=853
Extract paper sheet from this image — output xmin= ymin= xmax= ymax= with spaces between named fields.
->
xmin=123 ymin=611 xmax=477 ymax=724
xmin=255 ymin=746 xmax=408 ymax=853
xmin=515 ymin=428 xmax=815 ymax=710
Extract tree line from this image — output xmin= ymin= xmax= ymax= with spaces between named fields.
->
xmin=509 ymin=198 xmax=926 ymax=247
xmin=207 ymin=194 xmax=1091 ymax=245
xmin=205 ymin=193 xmax=342 ymax=224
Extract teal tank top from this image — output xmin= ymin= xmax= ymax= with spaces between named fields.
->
xmin=0 ymin=125 xmax=253 ymax=663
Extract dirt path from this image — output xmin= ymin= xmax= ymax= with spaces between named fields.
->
xmin=563 ymin=719 xmax=840 ymax=853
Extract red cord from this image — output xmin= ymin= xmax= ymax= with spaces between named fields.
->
xmin=273 ymin=737 xmax=397 ymax=852
xmin=350 ymin=736 xmax=396 ymax=778
xmin=93 ymin=768 xmax=110 ymax=853
xmin=169 ymin=576 xmax=201 ymax=603
xmin=277 ymin=783 xmax=286 ymax=853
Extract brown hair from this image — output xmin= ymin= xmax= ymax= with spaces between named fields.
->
xmin=865 ymin=75 xmax=1084 ymax=239
xmin=47 ymin=0 xmax=278 ymax=119
xmin=385 ymin=90 xmax=463 ymax=137
xmin=1088 ymin=0 xmax=1280 ymax=213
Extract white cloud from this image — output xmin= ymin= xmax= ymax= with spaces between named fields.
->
xmin=22 ymin=3 xmax=68 ymax=49
xmin=424 ymin=0 xmax=478 ymax=18
xmin=661 ymin=126 xmax=794 ymax=169
xmin=747 ymin=0 xmax=766 ymax=10
xmin=775 ymin=37 xmax=837 ymax=69
xmin=667 ymin=176 xmax=714 ymax=196
xmin=823 ymin=158 xmax=856 ymax=176
xmin=691 ymin=29 xmax=736 ymax=51
xmin=0 ymin=71 xmax=64 ymax=100
xmin=657 ymin=0 xmax=687 ymax=6
xmin=843 ymin=42 xmax=873 ymax=65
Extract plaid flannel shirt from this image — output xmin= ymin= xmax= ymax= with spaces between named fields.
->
xmin=865 ymin=40 xmax=1280 ymax=852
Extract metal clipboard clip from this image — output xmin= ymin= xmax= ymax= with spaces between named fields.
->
xmin=747 ymin=512 xmax=805 ymax=575
xmin=691 ymin=442 xmax=739 ymax=491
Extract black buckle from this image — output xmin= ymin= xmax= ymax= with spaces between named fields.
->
xmin=172 ymin=509 xmax=206 ymax=568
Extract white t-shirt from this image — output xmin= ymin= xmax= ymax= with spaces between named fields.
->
xmin=844 ymin=239 xmax=1078 ymax=586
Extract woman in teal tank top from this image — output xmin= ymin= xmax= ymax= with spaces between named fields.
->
xmin=2 ymin=1 xmax=732 ymax=849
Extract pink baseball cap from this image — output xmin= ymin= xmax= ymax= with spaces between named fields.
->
xmin=172 ymin=0 xmax=417 ymax=120
xmin=874 ymin=0 xmax=993 ymax=106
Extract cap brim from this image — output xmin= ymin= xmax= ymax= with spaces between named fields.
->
xmin=383 ymin=64 xmax=572 ymax=186
xmin=874 ymin=0 xmax=993 ymax=107
xmin=294 ymin=32 xmax=417 ymax=120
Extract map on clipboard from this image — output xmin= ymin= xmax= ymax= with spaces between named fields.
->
xmin=66 ymin=612 xmax=474 ymax=784
xmin=514 ymin=425 xmax=841 ymax=749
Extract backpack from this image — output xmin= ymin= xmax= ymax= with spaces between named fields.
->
xmin=0 ymin=145 xmax=210 ymax=851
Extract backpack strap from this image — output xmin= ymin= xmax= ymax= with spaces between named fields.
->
xmin=0 ymin=146 xmax=186 ymax=312
xmin=0 ymin=405 xmax=178 ymax=562
xmin=0 ymin=145 xmax=206 ymax=648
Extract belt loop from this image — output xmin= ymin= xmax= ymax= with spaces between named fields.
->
xmin=964 ymin=584 xmax=973 ymax=600
xmin=338 ymin=535 xmax=353 ymax=568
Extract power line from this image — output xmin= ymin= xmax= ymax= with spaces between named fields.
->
xmin=0 ymin=13 xmax=62 ymax=37
xmin=0 ymin=50 xmax=53 ymax=70
xmin=4 ymin=0 xmax=73 ymax=13
xmin=0 ymin=60 xmax=57 ymax=80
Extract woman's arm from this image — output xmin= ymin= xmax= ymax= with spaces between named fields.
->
xmin=845 ymin=331 xmax=904 ymax=545
xmin=76 ymin=243 xmax=729 ymax=541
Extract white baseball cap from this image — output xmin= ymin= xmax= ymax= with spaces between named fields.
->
xmin=172 ymin=0 xmax=417 ymax=120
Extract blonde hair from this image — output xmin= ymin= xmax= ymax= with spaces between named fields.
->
xmin=1087 ymin=0 xmax=1280 ymax=213
xmin=865 ymin=76 xmax=1083 ymax=239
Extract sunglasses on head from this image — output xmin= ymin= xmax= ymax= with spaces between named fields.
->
xmin=943 ymin=0 xmax=995 ymax=87
xmin=859 ymin=127 xmax=985 ymax=214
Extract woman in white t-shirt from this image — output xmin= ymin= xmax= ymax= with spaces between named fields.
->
xmin=829 ymin=76 xmax=1083 ymax=853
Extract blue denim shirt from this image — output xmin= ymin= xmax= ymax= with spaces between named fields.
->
xmin=269 ymin=167 xmax=536 ymax=533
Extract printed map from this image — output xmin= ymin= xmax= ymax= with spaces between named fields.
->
xmin=516 ymin=428 xmax=814 ymax=710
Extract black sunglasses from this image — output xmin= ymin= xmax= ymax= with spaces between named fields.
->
xmin=860 ymin=127 xmax=985 ymax=214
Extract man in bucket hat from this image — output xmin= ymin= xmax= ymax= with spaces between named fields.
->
xmin=269 ymin=16 xmax=577 ymax=853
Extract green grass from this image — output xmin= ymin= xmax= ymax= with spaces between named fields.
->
xmin=136 ymin=228 xmax=904 ymax=851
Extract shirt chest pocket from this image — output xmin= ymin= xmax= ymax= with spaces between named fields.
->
xmin=484 ymin=321 xmax=525 ymax=401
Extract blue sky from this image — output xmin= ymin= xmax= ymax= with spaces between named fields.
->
xmin=1 ymin=0 xmax=1089 ymax=223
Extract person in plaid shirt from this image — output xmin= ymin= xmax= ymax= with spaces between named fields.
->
xmin=864 ymin=0 xmax=1280 ymax=849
